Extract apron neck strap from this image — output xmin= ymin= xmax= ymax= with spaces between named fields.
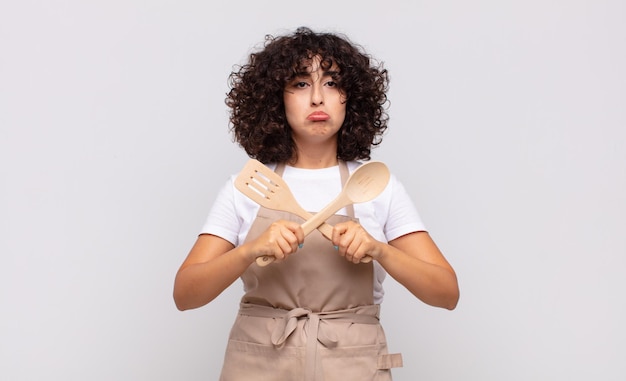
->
xmin=275 ymin=162 xmax=287 ymax=176
xmin=338 ymin=161 xmax=355 ymax=218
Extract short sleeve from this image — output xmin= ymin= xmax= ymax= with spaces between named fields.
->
xmin=383 ymin=175 xmax=427 ymax=242
xmin=199 ymin=176 xmax=241 ymax=246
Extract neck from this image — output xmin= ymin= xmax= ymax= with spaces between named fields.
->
xmin=289 ymin=145 xmax=339 ymax=169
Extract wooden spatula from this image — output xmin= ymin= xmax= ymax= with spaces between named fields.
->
xmin=234 ymin=159 xmax=335 ymax=238
xmin=236 ymin=159 xmax=354 ymax=266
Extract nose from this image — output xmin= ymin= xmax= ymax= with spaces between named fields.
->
xmin=310 ymin=84 xmax=324 ymax=105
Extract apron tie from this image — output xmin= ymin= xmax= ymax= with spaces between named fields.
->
xmin=240 ymin=303 xmax=382 ymax=381
xmin=270 ymin=307 xmax=312 ymax=346
xmin=269 ymin=307 xmax=335 ymax=380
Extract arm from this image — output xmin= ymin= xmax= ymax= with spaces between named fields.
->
xmin=173 ymin=221 xmax=304 ymax=311
xmin=332 ymin=223 xmax=459 ymax=310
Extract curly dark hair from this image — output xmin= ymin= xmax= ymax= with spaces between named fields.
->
xmin=226 ymin=27 xmax=389 ymax=164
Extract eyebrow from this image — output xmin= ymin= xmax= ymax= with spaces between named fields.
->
xmin=293 ymin=69 xmax=339 ymax=79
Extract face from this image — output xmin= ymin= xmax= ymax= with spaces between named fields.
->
xmin=283 ymin=56 xmax=346 ymax=147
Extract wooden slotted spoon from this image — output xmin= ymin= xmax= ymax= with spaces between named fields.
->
xmin=234 ymin=160 xmax=334 ymax=258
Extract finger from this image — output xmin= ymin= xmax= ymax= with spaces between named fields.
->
xmin=344 ymin=238 xmax=361 ymax=262
xmin=351 ymin=244 xmax=366 ymax=264
xmin=331 ymin=222 xmax=350 ymax=244
xmin=337 ymin=228 xmax=358 ymax=254
xmin=293 ymin=225 xmax=305 ymax=246
xmin=279 ymin=225 xmax=302 ymax=253
xmin=271 ymin=242 xmax=287 ymax=261
xmin=343 ymin=228 xmax=371 ymax=263
xmin=279 ymin=221 xmax=304 ymax=246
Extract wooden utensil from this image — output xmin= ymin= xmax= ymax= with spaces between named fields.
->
xmin=236 ymin=159 xmax=389 ymax=266
xmin=235 ymin=159 xmax=344 ymax=267
xmin=234 ymin=159 xmax=334 ymax=237
xmin=300 ymin=161 xmax=390 ymax=235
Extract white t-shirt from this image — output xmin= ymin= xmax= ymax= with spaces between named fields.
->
xmin=200 ymin=161 xmax=427 ymax=304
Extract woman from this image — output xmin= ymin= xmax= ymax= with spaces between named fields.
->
xmin=174 ymin=27 xmax=459 ymax=381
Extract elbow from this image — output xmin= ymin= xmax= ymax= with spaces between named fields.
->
xmin=444 ymin=293 xmax=460 ymax=310
xmin=417 ymin=287 xmax=460 ymax=310
xmin=427 ymin=280 xmax=459 ymax=310
xmin=174 ymin=296 xmax=196 ymax=312
xmin=173 ymin=285 xmax=194 ymax=311
xmin=442 ymin=271 xmax=460 ymax=310
xmin=173 ymin=293 xmax=187 ymax=311
xmin=173 ymin=271 xmax=199 ymax=311
xmin=174 ymin=299 xmax=188 ymax=311
xmin=444 ymin=285 xmax=460 ymax=310
xmin=173 ymin=284 xmax=214 ymax=311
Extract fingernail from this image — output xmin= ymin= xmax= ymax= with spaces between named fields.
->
xmin=333 ymin=245 xmax=339 ymax=251
xmin=298 ymin=243 xmax=304 ymax=249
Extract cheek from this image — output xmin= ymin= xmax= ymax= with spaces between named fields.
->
xmin=284 ymin=94 xmax=305 ymax=114
xmin=284 ymin=113 xmax=296 ymax=128
xmin=283 ymin=98 xmax=297 ymax=122
xmin=284 ymin=101 xmax=299 ymax=115
xmin=336 ymin=101 xmax=347 ymax=121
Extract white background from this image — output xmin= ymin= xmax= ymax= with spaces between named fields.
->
xmin=1 ymin=1 xmax=625 ymax=380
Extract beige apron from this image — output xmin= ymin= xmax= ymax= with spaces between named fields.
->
xmin=219 ymin=162 xmax=402 ymax=381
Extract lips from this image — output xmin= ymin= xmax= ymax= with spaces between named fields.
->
xmin=307 ymin=111 xmax=330 ymax=121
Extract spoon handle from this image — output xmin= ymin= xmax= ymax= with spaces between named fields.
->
xmin=301 ymin=194 xmax=351 ymax=236
xmin=295 ymin=195 xmax=372 ymax=264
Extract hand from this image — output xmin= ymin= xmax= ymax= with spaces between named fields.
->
xmin=332 ymin=221 xmax=382 ymax=264
xmin=246 ymin=220 xmax=304 ymax=263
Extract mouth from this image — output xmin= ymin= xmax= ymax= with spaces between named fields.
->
xmin=307 ymin=111 xmax=330 ymax=121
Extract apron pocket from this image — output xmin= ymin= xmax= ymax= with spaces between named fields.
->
xmin=220 ymin=340 xmax=305 ymax=381
xmin=319 ymin=344 xmax=395 ymax=381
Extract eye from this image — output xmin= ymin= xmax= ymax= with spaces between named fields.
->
xmin=325 ymin=80 xmax=337 ymax=88
xmin=287 ymin=80 xmax=309 ymax=90
xmin=295 ymin=81 xmax=309 ymax=88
